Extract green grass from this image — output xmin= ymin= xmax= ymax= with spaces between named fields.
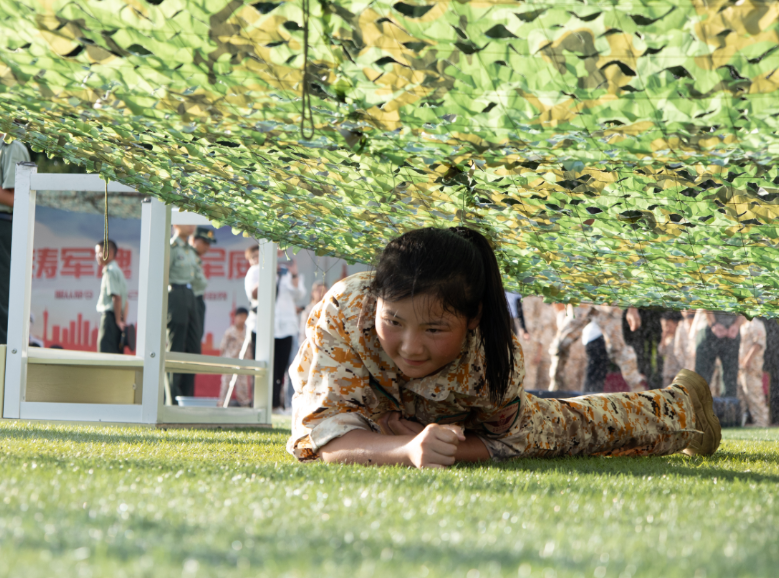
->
xmin=1 ymin=419 xmax=777 ymax=578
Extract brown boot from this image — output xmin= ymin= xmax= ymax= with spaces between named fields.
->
xmin=674 ymin=369 xmax=722 ymax=456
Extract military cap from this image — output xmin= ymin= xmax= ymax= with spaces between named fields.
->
xmin=194 ymin=226 xmax=217 ymax=244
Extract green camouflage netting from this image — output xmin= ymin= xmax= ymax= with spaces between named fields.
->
xmin=2 ymin=0 xmax=779 ymax=315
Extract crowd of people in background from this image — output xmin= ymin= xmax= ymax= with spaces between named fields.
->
xmin=217 ymin=264 xmax=779 ymax=427
xmin=507 ymin=295 xmax=778 ymax=427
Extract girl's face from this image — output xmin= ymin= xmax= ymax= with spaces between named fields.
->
xmin=375 ymin=295 xmax=480 ymax=379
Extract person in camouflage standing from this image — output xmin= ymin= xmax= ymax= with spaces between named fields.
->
xmin=549 ymin=305 xmax=645 ymax=392
xmin=167 ymin=224 xmax=201 ymax=404
xmin=738 ymin=317 xmax=769 ymax=427
xmin=516 ymin=295 xmax=556 ymax=391
xmin=0 ymin=134 xmax=30 ymax=344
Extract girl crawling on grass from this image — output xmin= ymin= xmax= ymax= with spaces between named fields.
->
xmin=287 ymin=227 xmax=720 ymax=468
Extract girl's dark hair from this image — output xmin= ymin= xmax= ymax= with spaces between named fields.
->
xmin=371 ymin=227 xmax=514 ymax=404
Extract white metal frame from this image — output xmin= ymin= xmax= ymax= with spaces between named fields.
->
xmin=2 ymin=164 xmax=276 ymax=426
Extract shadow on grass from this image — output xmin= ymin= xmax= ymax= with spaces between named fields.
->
xmin=455 ymin=452 xmax=779 ymax=485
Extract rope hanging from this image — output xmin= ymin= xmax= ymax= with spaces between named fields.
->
xmin=300 ymin=0 xmax=315 ymax=140
xmin=102 ymin=178 xmax=109 ymax=260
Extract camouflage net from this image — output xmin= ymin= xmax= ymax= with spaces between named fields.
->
xmin=2 ymin=0 xmax=779 ymax=315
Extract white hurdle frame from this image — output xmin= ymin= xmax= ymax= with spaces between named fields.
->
xmin=2 ymin=163 xmax=275 ymax=426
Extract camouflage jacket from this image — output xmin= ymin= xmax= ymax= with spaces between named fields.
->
xmin=287 ymin=272 xmax=527 ymax=462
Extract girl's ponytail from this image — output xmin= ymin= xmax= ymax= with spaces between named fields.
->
xmin=449 ymin=227 xmax=515 ymax=404
xmin=372 ymin=226 xmax=515 ymax=405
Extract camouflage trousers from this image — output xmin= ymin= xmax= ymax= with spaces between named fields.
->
xmin=738 ymin=367 xmax=769 ymax=427
xmin=491 ymin=385 xmax=698 ymax=459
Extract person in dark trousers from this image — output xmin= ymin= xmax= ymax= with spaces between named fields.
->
xmin=622 ymin=308 xmax=664 ymax=389
xmin=761 ymin=317 xmax=779 ymax=424
xmin=582 ymin=320 xmax=608 ymax=393
xmin=167 ymin=224 xmax=200 ymax=404
xmin=695 ymin=311 xmax=744 ymax=398
xmin=189 ymin=226 xmax=216 ymax=343
xmin=94 ymin=240 xmax=128 ymax=353
xmin=0 ymin=135 xmax=30 ymax=344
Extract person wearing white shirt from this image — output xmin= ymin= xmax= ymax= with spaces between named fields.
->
xmin=244 ymin=246 xmax=305 ymax=410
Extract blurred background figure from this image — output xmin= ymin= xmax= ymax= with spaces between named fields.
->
xmin=189 ymin=227 xmax=216 ymax=347
xmin=166 ymin=224 xmax=199 ymax=404
xmin=762 ymin=317 xmax=779 ymax=425
xmin=244 ymin=245 xmax=260 ymax=358
xmin=622 ymin=308 xmax=663 ymax=389
xmin=658 ymin=311 xmax=683 ymax=387
xmin=95 ymin=239 xmax=128 ymax=354
xmin=511 ymin=294 xmax=556 ymax=391
xmin=738 ymin=317 xmax=769 ymax=427
xmin=505 ymin=292 xmax=528 ymax=339
xmin=675 ymin=310 xmax=697 ymax=372
xmin=0 ymin=134 xmax=30 ymax=344
xmin=548 ymin=303 xmax=587 ymax=391
xmin=695 ymin=311 xmax=744 ymax=398
xmin=218 ymin=307 xmax=252 ymax=407
xmin=299 ymin=282 xmax=327 ymax=345
xmin=549 ymin=305 xmax=644 ymax=392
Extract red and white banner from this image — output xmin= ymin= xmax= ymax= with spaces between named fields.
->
xmin=31 ymin=207 xmax=256 ymax=395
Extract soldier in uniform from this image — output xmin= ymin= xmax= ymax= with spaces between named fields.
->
xmin=94 ymin=239 xmax=128 ymax=354
xmin=189 ymin=226 xmax=216 ymax=344
xmin=167 ymin=224 xmax=200 ymax=404
xmin=738 ymin=317 xmax=769 ymax=427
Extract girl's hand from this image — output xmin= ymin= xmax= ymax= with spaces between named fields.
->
xmin=405 ymin=424 xmax=465 ymax=469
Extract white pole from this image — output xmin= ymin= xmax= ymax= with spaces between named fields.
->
xmin=3 ymin=162 xmax=37 ymax=419
xmin=254 ymin=240 xmax=276 ymax=417
xmin=136 ymin=198 xmax=171 ymax=423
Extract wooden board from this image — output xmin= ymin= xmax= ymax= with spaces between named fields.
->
xmin=25 ymin=364 xmax=139 ymax=405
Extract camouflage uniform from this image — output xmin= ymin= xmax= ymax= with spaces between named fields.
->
xmin=516 ymin=296 xmax=557 ymax=391
xmin=548 ymin=305 xmax=586 ymax=391
xmin=288 ymin=273 xmax=699 ymax=462
xmin=549 ymin=305 xmax=644 ymax=392
xmin=675 ymin=316 xmax=697 ymax=373
xmin=659 ymin=331 xmax=685 ymax=388
xmin=218 ymin=324 xmax=253 ymax=407
xmin=738 ymin=319 xmax=769 ymax=427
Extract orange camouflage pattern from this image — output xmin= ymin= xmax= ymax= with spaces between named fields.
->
xmin=288 ymin=273 xmax=700 ymax=462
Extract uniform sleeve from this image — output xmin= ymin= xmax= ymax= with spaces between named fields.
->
xmin=470 ymin=339 xmax=527 ymax=461
xmin=286 ymin=293 xmax=377 ymax=462
xmin=104 ymin=268 xmax=123 ymax=299
xmin=219 ymin=329 xmax=232 ymax=356
xmin=1 ymin=142 xmax=31 ymax=189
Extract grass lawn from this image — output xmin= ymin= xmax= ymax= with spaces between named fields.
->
xmin=1 ymin=419 xmax=777 ymax=578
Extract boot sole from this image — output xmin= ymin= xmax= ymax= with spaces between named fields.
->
xmin=678 ymin=369 xmax=722 ymax=456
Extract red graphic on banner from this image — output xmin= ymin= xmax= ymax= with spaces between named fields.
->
xmin=201 ymin=248 xmax=226 ymax=279
xmin=61 ymin=248 xmax=95 ymax=278
xmin=41 ymin=310 xmax=98 ymax=351
xmin=34 ymin=248 xmax=58 ymax=279
xmin=228 ymin=250 xmax=250 ymax=280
